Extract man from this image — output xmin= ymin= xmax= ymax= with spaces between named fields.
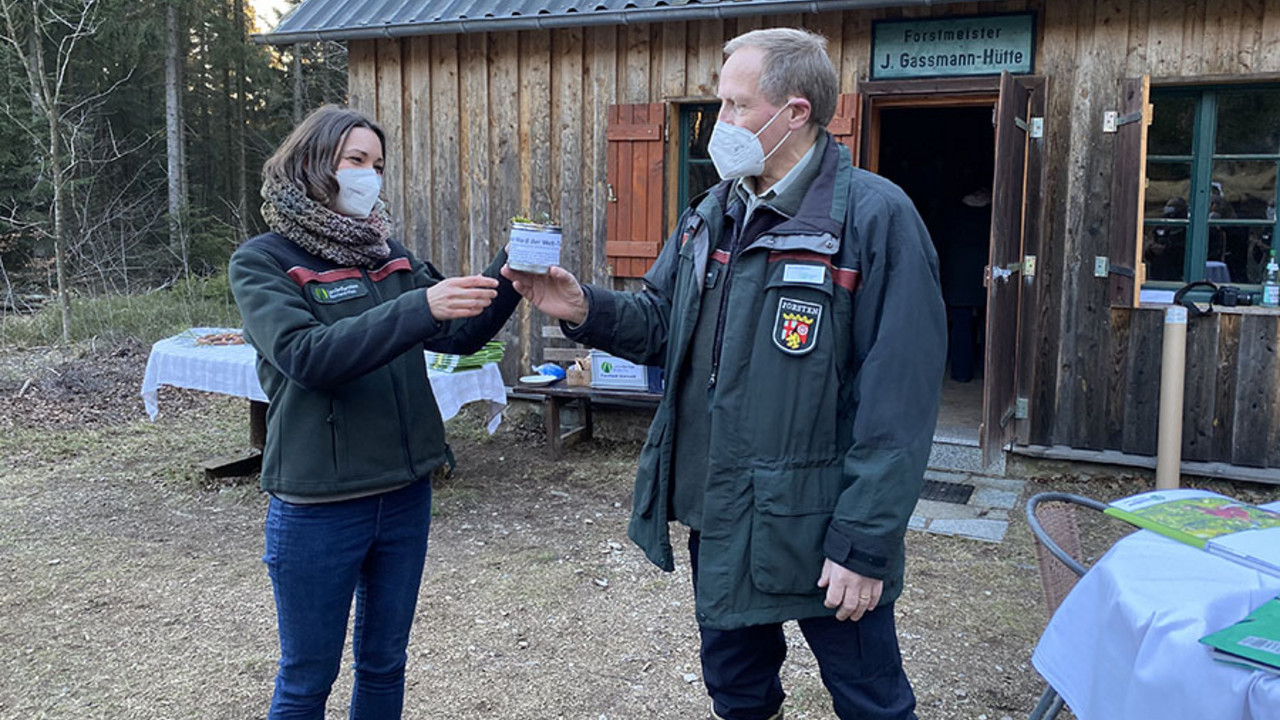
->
xmin=504 ymin=28 xmax=944 ymax=720
xmin=938 ymin=183 xmax=990 ymax=383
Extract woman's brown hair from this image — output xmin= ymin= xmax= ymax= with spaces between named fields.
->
xmin=261 ymin=105 xmax=386 ymax=206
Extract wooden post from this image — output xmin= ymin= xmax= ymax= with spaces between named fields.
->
xmin=250 ymin=400 xmax=268 ymax=451
xmin=1156 ymin=306 xmax=1187 ymax=489
xmin=202 ymin=400 xmax=267 ymax=480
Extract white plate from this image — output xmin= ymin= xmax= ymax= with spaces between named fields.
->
xmin=519 ymin=374 xmax=558 ymax=386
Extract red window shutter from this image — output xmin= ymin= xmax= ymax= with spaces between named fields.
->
xmin=827 ymin=93 xmax=861 ymax=165
xmin=606 ymin=103 xmax=666 ymax=278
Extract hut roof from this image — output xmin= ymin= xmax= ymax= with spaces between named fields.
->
xmin=257 ymin=0 xmax=983 ymax=44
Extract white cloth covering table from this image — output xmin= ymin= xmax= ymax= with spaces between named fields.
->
xmin=141 ymin=327 xmax=507 ymax=433
xmin=1031 ymin=500 xmax=1280 ymax=720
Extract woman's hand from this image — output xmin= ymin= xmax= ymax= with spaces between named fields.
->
xmin=426 ymin=275 xmax=500 ymax=321
xmin=500 ymin=265 xmax=589 ymax=326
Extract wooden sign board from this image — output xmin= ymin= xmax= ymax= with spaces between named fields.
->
xmin=871 ymin=13 xmax=1036 ymax=80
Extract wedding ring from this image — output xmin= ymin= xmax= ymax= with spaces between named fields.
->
xmin=858 ymin=594 xmax=871 ymax=601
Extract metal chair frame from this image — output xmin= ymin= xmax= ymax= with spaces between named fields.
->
xmin=1024 ymin=492 xmax=1109 ymax=720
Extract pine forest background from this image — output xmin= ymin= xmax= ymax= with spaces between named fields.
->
xmin=0 ymin=0 xmax=346 ymax=343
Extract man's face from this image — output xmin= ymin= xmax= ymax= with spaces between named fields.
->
xmin=716 ymin=46 xmax=791 ymax=153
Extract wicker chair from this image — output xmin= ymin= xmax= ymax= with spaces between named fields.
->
xmin=1024 ymin=492 xmax=1110 ymax=720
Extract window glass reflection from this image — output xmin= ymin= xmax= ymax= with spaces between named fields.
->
xmin=1216 ymin=90 xmax=1280 ymax=155
xmin=688 ymin=164 xmax=720 ymax=201
xmin=1144 ymin=163 xmax=1192 ymax=219
xmin=1209 ymin=161 xmax=1278 ymax=220
xmin=1205 ymin=225 xmax=1273 ymax=284
xmin=1148 ymin=94 xmax=1195 ymax=156
xmin=687 ymin=106 xmax=715 ymax=160
xmin=681 ymin=103 xmax=720 ymax=207
xmin=1144 ymin=225 xmax=1187 ymax=282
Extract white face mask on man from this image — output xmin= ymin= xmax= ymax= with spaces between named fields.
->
xmin=707 ymin=102 xmax=794 ymax=180
xmin=332 ymin=168 xmax=382 ymax=218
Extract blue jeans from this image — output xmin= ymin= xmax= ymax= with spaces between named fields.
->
xmin=263 ymin=478 xmax=432 ymax=720
xmin=689 ymin=532 xmax=917 ymax=720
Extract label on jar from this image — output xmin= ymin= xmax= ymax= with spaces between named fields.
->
xmin=509 ymin=226 xmax=562 ymax=270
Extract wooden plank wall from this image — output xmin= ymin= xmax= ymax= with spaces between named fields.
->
xmin=345 ymin=0 xmax=1280 ymax=467
xmin=348 ymin=5 xmax=1037 ymax=375
xmin=1033 ymin=0 xmax=1280 ymax=469
xmin=1107 ymin=309 xmax=1280 ymax=469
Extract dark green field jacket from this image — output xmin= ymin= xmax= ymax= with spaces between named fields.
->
xmin=229 ymin=232 xmax=520 ymax=499
xmin=564 ymin=134 xmax=946 ymax=629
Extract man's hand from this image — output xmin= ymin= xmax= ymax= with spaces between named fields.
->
xmin=817 ymin=558 xmax=882 ymax=622
xmin=500 ymin=265 xmax=589 ymax=325
xmin=426 ymin=275 xmax=499 ymax=321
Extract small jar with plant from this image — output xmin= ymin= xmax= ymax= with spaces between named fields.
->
xmin=508 ymin=211 xmax=562 ymax=274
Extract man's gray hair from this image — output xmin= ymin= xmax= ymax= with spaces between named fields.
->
xmin=724 ymin=28 xmax=839 ymax=127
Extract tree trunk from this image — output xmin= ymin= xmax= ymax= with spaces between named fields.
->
xmin=25 ymin=6 xmax=71 ymax=342
xmin=233 ymin=0 xmax=248 ymax=240
xmin=49 ymin=109 xmax=70 ymax=343
xmin=199 ymin=17 xmax=213 ymax=212
xmin=292 ymin=44 xmax=303 ymax=124
xmin=165 ymin=1 xmax=188 ymax=273
xmin=222 ymin=62 xmax=234 ymax=224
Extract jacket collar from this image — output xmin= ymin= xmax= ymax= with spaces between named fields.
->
xmin=732 ymin=136 xmax=822 ymax=219
xmin=741 ymin=133 xmax=852 ymax=255
xmin=770 ymin=131 xmax=850 ymax=238
xmin=685 ymin=132 xmax=853 ymax=256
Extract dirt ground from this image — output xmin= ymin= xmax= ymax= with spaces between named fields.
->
xmin=1 ymin=342 xmax=1274 ymax=720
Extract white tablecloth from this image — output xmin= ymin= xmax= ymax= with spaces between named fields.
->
xmin=141 ymin=327 xmax=507 ymax=433
xmin=1032 ymin=501 xmax=1280 ymax=720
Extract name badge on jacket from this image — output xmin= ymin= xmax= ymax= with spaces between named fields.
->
xmin=311 ymin=280 xmax=368 ymax=304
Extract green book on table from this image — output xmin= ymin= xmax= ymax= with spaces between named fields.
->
xmin=1103 ymin=489 xmax=1280 ymax=578
xmin=1200 ymin=596 xmax=1280 ymax=674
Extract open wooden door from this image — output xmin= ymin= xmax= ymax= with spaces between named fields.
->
xmin=1108 ymin=76 xmax=1152 ymax=306
xmin=983 ymin=72 xmax=1045 ymax=467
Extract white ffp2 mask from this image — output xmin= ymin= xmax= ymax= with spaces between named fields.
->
xmin=333 ymin=168 xmax=382 ymax=218
xmin=707 ymin=103 xmax=794 ymax=180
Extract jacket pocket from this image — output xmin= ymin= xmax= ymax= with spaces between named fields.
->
xmin=762 ymin=263 xmax=834 ymax=357
xmin=749 ymin=460 xmax=847 ymax=595
xmin=328 ymin=397 xmax=345 ymax=476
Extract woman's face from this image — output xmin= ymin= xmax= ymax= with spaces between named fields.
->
xmin=334 ymin=127 xmax=384 ymax=175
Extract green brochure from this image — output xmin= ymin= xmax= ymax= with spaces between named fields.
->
xmin=1200 ymin=596 xmax=1280 ymax=674
xmin=1103 ymin=489 xmax=1280 ymax=578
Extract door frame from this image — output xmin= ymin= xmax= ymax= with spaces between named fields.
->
xmin=857 ymin=77 xmax=1002 ymax=174
xmin=856 ymin=75 xmax=1028 ymax=467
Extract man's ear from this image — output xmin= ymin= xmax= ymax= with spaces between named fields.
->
xmin=787 ymin=98 xmax=812 ymax=130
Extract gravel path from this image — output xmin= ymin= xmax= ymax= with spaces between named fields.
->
xmin=10 ymin=343 xmax=1264 ymax=719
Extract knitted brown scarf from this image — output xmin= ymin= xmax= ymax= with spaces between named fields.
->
xmin=260 ymin=177 xmax=392 ymax=268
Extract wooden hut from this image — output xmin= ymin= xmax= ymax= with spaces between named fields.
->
xmin=258 ymin=0 xmax=1280 ymax=483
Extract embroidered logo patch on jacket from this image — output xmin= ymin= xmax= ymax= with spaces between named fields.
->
xmin=773 ymin=297 xmax=822 ymax=355
xmin=311 ymin=281 xmax=368 ymax=304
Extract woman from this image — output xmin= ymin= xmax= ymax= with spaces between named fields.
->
xmin=229 ymin=105 xmax=520 ymax=719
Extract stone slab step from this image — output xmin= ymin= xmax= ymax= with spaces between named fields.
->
xmin=928 ymin=437 xmax=1006 ymax=477
xmin=906 ymin=470 xmax=1026 ymax=544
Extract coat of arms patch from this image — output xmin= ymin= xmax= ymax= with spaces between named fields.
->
xmin=773 ymin=297 xmax=822 ymax=355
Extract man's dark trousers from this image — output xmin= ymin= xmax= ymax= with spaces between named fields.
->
xmin=688 ymin=532 xmax=918 ymax=720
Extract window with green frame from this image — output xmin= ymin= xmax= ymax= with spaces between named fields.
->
xmin=1143 ymin=86 xmax=1280 ymax=287
xmin=677 ymin=103 xmax=721 ymax=211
